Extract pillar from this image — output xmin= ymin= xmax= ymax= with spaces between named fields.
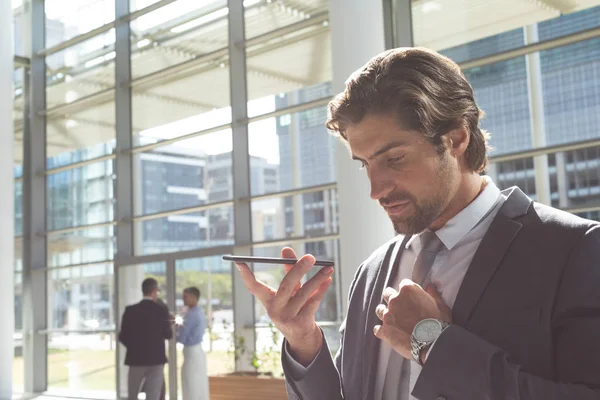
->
xmin=329 ymin=0 xmax=412 ymax=310
xmin=1 ymin=0 xmax=16 ymax=397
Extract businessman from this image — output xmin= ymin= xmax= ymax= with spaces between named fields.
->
xmin=235 ymin=47 xmax=600 ymax=399
xmin=177 ymin=287 xmax=210 ymax=400
xmin=119 ymin=278 xmax=173 ymax=400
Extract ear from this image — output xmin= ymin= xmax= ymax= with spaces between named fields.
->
xmin=443 ymin=126 xmax=469 ymax=158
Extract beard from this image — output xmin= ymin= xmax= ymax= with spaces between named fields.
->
xmin=381 ymin=153 xmax=455 ymax=235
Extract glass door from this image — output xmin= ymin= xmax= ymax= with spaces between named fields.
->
xmin=115 ymin=262 xmax=177 ymax=400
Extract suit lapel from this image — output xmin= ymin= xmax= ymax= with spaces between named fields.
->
xmin=452 ymin=187 xmax=532 ymax=327
xmin=362 ymin=235 xmax=410 ymax=400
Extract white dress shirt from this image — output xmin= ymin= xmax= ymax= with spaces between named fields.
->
xmin=375 ymin=176 xmax=504 ymax=400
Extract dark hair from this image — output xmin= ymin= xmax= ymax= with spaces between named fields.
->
xmin=326 ymin=47 xmax=491 ymax=173
xmin=142 ymin=278 xmax=158 ymax=296
xmin=184 ymin=287 xmax=200 ymax=300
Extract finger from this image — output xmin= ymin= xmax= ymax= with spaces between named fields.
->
xmin=382 ymin=286 xmax=398 ymax=304
xmin=274 ymin=254 xmax=316 ymax=306
xmin=375 ymin=304 xmax=388 ymax=321
xmin=236 ymin=262 xmax=275 ymax=304
xmin=299 ymin=277 xmax=333 ymax=318
xmin=287 ymin=266 xmax=334 ymax=314
xmin=373 ymin=324 xmax=389 ymax=341
xmin=282 ymin=247 xmax=301 ymax=294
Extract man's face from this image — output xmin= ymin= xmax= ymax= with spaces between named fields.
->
xmin=182 ymin=291 xmax=195 ymax=307
xmin=345 ymin=113 xmax=460 ymax=235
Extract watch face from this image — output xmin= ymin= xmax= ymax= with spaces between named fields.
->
xmin=414 ymin=319 xmax=442 ymax=342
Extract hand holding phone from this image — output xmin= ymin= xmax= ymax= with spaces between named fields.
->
xmin=231 ymin=247 xmax=335 ymax=366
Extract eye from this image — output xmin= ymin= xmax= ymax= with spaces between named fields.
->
xmin=388 ymin=156 xmax=404 ymax=165
xmin=358 ymin=161 xmax=368 ymax=170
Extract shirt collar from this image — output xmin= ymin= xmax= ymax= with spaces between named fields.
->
xmin=406 ymin=176 xmax=501 ymax=251
xmin=142 ymin=296 xmax=154 ymax=301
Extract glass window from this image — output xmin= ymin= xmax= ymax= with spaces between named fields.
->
xmin=130 ymin=0 xmax=229 ymax=79
xmin=46 ymin=36 xmax=116 ymax=107
xmin=45 ymin=0 xmax=115 ymax=47
xmin=251 ymin=188 xmax=337 ymax=242
xmin=47 ymin=161 xmax=114 ymax=231
xmin=488 ymin=146 xmax=600 ymax=210
xmin=538 ymin=6 xmax=600 ymax=42
xmin=48 ymin=264 xmax=114 ymax=330
xmin=47 ymin=332 xmax=117 ymax=398
xmin=175 ymin=256 xmax=234 ymax=390
xmin=134 ymin=131 xmax=233 ymax=217
xmin=48 ymin=226 xmax=115 ymax=268
xmin=46 ymin=95 xmax=116 ymax=167
xmin=135 ymin=205 xmax=234 ymax=255
xmin=14 ymin=272 xmax=23 ymax=394
xmin=245 ymin=20 xmax=332 ymax=105
xmin=245 ymin=0 xmax=328 ymax=40
xmin=541 ymin=37 xmax=600 ymax=147
xmin=248 ymin=100 xmax=336 ymax=196
xmin=462 ymin=56 xmax=532 ymax=156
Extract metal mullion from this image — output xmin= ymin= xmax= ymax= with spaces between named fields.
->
xmin=132 ymin=200 xmax=234 ymax=223
xmin=130 ymin=123 xmax=232 ymax=153
xmin=45 ymin=154 xmax=116 ymax=175
xmin=252 ymin=233 xmax=340 ymax=249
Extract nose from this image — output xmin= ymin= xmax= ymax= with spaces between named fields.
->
xmin=369 ymin=171 xmax=395 ymax=201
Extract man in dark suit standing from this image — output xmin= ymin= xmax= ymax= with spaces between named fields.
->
xmin=119 ymin=278 xmax=173 ymax=400
xmin=234 ymin=47 xmax=600 ymax=399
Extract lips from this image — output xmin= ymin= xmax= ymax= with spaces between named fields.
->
xmin=383 ymin=201 xmax=411 ymax=216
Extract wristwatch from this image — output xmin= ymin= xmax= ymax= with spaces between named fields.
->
xmin=410 ymin=318 xmax=449 ymax=365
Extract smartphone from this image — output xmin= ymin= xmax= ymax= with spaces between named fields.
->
xmin=223 ymin=255 xmax=334 ymax=267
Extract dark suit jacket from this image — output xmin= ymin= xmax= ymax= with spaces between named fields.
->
xmin=282 ymin=187 xmax=600 ymax=399
xmin=119 ymin=299 xmax=173 ymax=366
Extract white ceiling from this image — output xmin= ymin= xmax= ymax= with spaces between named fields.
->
xmin=12 ymin=0 xmax=600 ymax=163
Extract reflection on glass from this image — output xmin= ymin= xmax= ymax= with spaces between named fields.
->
xmin=48 ymin=264 xmax=114 ymax=331
xmin=251 ymin=189 xmax=338 ymax=242
xmin=134 ymin=132 xmax=233 ymax=217
xmin=248 ymin=99 xmax=336 ymax=196
xmin=46 ymin=35 xmax=116 ymax=107
xmin=46 ymin=97 xmax=116 ymax=167
xmin=48 ymin=226 xmax=115 ymax=268
xmin=244 ymin=0 xmax=328 ymax=40
xmin=47 ymin=332 xmax=117 ymax=399
xmin=245 ymin=15 xmax=331 ymax=102
xmin=136 ymin=205 xmax=234 ymax=256
xmin=131 ymin=0 xmax=229 ymax=78
xmin=45 ymin=0 xmax=115 ymax=47
xmin=47 ymin=160 xmax=114 ymax=231
xmin=175 ymin=256 xmax=234 ymax=388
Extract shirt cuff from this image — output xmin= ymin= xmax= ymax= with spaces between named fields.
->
xmin=282 ymin=340 xmax=321 ymax=381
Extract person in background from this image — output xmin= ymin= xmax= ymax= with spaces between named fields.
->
xmin=119 ymin=278 xmax=173 ymax=400
xmin=177 ymin=287 xmax=210 ymax=400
